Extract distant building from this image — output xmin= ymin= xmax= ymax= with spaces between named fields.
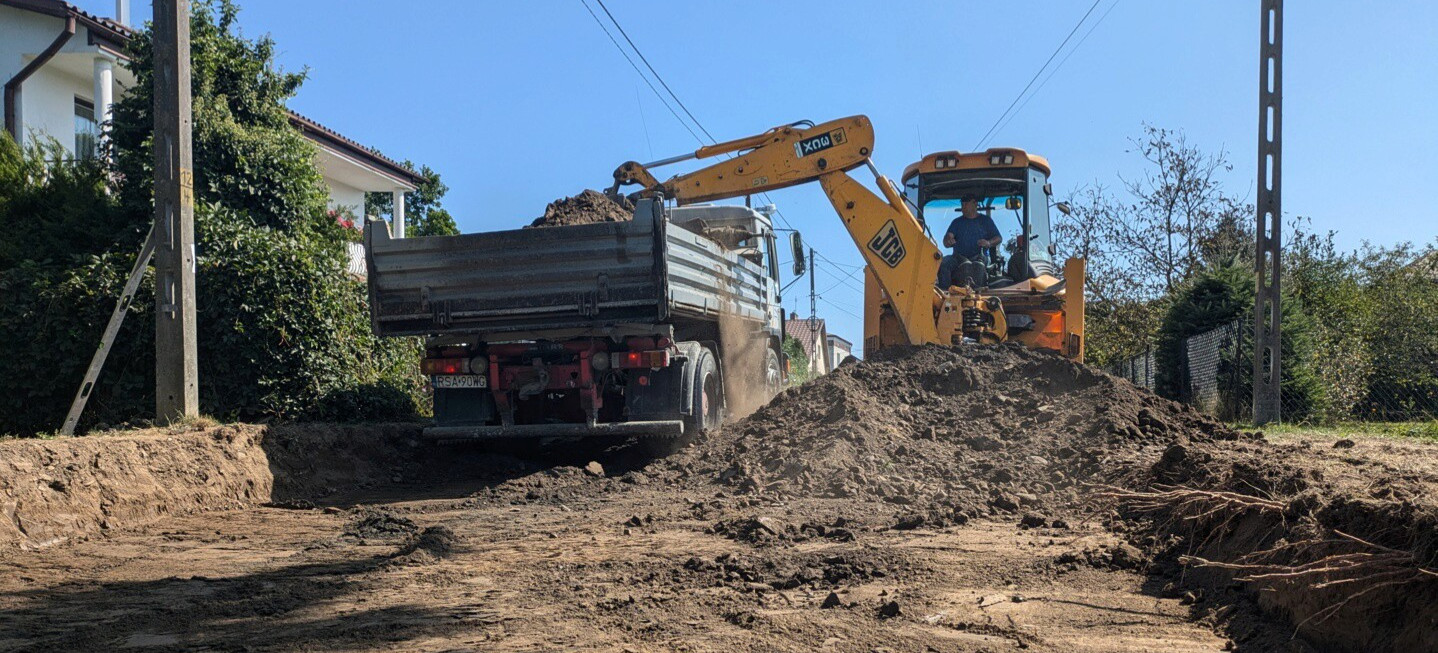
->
xmin=0 ymin=0 xmax=424 ymax=241
xmin=826 ymin=333 xmax=853 ymax=370
xmin=784 ymin=312 xmax=830 ymax=376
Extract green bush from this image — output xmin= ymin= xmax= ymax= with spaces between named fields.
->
xmin=1155 ymin=263 xmax=1326 ymax=422
xmin=0 ymin=0 xmax=424 ymax=435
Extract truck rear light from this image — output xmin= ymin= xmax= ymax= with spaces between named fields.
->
xmin=617 ymin=350 xmax=670 ymax=369
xmin=421 ymin=358 xmax=467 ymax=375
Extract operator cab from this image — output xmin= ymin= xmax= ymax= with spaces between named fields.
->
xmin=903 ymin=149 xmax=1063 ymax=289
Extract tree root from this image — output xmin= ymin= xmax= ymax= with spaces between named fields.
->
xmin=1181 ymin=530 xmax=1438 ymax=626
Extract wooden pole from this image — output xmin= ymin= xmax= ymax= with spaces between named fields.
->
xmin=153 ymin=0 xmax=199 ymax=422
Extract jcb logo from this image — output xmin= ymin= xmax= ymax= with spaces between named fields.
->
xmin=867 ymin=221 xmax=906 ymax=267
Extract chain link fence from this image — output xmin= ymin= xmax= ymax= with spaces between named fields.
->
xmin=1108 ymin=317 xmax=1437 ymax=425
xmin=1109 ymin=349 xmax=1156 ymax=392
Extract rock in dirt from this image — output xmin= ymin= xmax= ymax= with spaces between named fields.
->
xmin=821 ymin=591 xmax=843 ymax=609
xmin=584 ymin=461 xmax=605 ymax=477
xmin=527 ymin=190 xmax=634 ymax=228
xmin=878 ymin=600 xmax=902 ymax=619
xmin=1333 ymin=438 xmax=1356 ymax=449
xmin=345 ymin=509 xmax=419 ymax=540
xmin=1018 ymin=514 xmax=1048 ymax=529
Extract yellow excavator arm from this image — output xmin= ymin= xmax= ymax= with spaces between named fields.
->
xmin=608 ymin=115 xmax=941 ymax=344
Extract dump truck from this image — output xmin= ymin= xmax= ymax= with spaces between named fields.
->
xmin=365 ymin=200 xmax=786 ymax=440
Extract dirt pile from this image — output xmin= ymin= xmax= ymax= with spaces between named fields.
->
xmin=527 ymin=189 xmax=634 ymax=228
xmin=1121 ymin=432 xmax=1438 ymax=651
xmin=0 ymin=423 xmax=425 ymax=550
xmin=667 ymin=343 xmax=1240 ymax=522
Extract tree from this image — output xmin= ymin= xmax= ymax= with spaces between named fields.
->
xmin=365 ymin=162 xmax=459 ymax=236
xmin=1055 ymin=125 xmax=1250 ymax=365
xmin=1155 ymin=263 xmax=1326 ymax=422
xmin=782 ymin=336 xmax=813 ymax=385
xmin=0 ymin=0 xmax=424 ymax=435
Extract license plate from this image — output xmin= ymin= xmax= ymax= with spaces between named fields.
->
xmin=433 ymin=374 xmax=486 ymax=389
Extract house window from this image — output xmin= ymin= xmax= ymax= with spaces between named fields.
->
xmin=74 ymin=97 xmax=97 ymax=159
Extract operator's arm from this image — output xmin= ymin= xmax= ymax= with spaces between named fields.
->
xmin=978 ymin=216 xmax=1002 ymax=248
xmin=943 ymin=230 xmax=956 ymax=248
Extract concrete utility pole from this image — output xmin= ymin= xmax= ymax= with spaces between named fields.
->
xmin=808 ymin=247 xmax=817 ymax=320
xmin=153 ymin=0 xmax=199 ymax=422
xmin=1253 ymin=0 xmax=1283 ymax=425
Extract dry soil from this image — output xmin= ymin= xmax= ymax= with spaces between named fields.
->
xmin=3 ymin=345 xmax=1436 ymax=652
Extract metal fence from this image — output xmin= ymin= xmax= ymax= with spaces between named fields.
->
xmin=1182 ymin=319 xmax=1248 ymax=422
xmin=1108 ymin=317 xmax=1438 ymax=425
xmin=1109 ymin=349 xmax=1156 ymax=392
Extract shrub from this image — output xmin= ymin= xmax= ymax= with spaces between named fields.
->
xmin=0 ymin=0 xmax=424 ymax=435
xmin=1156 ymin=263 xmax=1326 ymax=422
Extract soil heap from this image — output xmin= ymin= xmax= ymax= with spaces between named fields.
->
xmin=665 ymin=343 xmax=1242 ymax=522
xmin=528 ymin=189 xmax=635 ymax=228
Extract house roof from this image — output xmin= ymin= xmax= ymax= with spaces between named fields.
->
xmin=826 ymin=333 xmax=853 ymax=349
xmin=288 ymin=112 xmax=424 ymax=188
xmin=2 ymin=0 xmax=425 ymax=189
xmin=784 ymin=317 xmax=827 ymax=363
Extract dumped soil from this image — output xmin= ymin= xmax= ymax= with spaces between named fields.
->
xmin=3 ymin=345 xmax=1437 ymax=651
xmin=0 ymin=423 xmax=427 ymax=550
xmin=527 ymin=189 xmax=634 ymax=228
xmin=663 ymin=343 xmax=1241 ymax=524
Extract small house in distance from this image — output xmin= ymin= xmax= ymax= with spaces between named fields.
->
xmin=826 ymin=333 xmax=854 ymax=369
xmin=784 ymin=312 xmax=832 ymax=376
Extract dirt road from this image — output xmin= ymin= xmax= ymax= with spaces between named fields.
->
xmin=4 ymin=345 xmax=1437 ymax=652
xmin=0 ymin=466 xmax=1230 ymax=652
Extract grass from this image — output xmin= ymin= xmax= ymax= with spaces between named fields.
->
xmin=1 ymin=414 xmax=221 ymax=441
xmin=1239 ymin=420 xmax=1438 ymax=443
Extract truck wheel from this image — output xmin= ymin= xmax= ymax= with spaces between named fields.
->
xmin=686 ymin=348 xmax=722 ymax=434
xmin=764 ymin=347 xmax=783 ymax=399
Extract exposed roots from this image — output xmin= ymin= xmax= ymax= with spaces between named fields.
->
xmin=1182 ymin=530 xmax=1438 ymax=626
xmin=1096 ymin=484 xmax=1286 ymax=535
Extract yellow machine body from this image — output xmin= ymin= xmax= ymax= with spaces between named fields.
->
xmin=608 ymin=116 xmax=1084 ymax=362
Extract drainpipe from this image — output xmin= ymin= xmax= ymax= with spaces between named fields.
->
xmin=4 ymin=15 xmax=77 ymax=144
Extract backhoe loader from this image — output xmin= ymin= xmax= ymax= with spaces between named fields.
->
xmin=608 ymin=115 xmax=1085 ymax=361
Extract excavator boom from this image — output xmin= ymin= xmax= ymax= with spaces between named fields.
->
xmin=609 ymin=116 xmax=942 ymax=345
xmin=606 ymin=114 xmax=1083 ymax=360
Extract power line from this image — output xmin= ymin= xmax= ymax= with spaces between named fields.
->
xmin=989 ymin=0 xmax=1121 ymax=142
xmin=819 ymin=297 xmax=863 ymax=320
xmin=578 ymin=0 xmax=705 ymax=145
xmin=594 ymin=0 xmax=716 ymax=143
xmin=972 ymin=0 xmax=1102 ymax=150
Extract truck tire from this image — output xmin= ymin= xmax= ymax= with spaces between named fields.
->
xmin=685 ymin=347 xmax=722 ymax=434
xmin=764 ymin=347 xmax=783 ymax=399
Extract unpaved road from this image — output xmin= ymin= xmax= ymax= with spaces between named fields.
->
xmin=0 ymin=471 xmax=1226 ymax=652
xmin=4 ymin=345 xmax=1437 ymax=652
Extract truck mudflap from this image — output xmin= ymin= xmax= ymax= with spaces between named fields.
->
xmin=422 ymin=420 xmax=685 ymax=441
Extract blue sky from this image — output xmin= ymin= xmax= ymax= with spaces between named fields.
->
xmin=91 ymin=1 xmax=1438 ymax=353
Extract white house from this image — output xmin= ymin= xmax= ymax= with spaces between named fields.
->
xmin=0 ymin=0 xmax=422 ymax=238
xmin=826 ymin=333 xmax=853 ymax=370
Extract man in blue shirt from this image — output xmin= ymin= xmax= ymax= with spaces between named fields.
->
xmin=936 ymin=198 xmax=1001 ymax=288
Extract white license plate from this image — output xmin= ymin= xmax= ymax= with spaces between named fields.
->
xmin=432 ymin=374 xmax=487 ymax=389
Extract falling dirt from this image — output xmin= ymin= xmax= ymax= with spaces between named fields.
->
xmin=717 ymin=309 xmax=776 ymax=421
xmin=2 ymin=345 xmax=1436 ymax=651
xmin=527 ymin=189 xmax=635 ymax=228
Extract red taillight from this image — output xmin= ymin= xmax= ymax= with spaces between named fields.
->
xmin=618 ymin=350 xmax=670 ymax=369
xmin=421 ymin=358 xmax=467 ymax=375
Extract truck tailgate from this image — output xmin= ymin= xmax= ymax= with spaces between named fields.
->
xmin=366 ymin=202 xmax=668 ymax=337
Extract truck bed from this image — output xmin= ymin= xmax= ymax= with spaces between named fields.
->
xmin=365 ymin=199 xmax=773 ymax=338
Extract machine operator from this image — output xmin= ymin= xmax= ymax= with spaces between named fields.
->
xmin=937 ymin=198 xmax=1001 ymax=289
